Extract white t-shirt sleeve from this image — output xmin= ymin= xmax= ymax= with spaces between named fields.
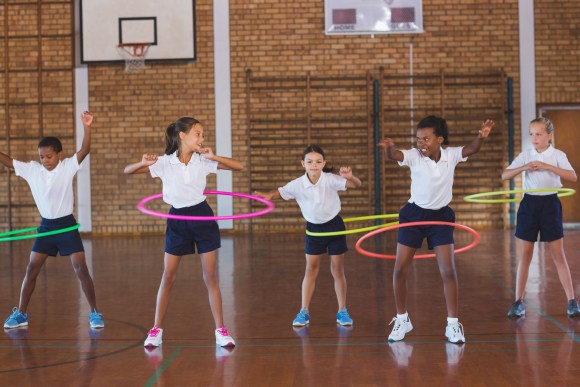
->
xmin=66 ymin=154 xmax=81 ymax=174
xmin=556 ymin=150 xmax=574 ymax=170
xmin=398 ymin=149 xmax=419 ymax=167
xmin=328 ymin=173 xmax=347 ymax=191
xmin=278 ymin=178 xmax=299 ymax=200
xmin=12 ymin=159 xmax=35 ymax=179
xmin=507 ymin=152 xmax=527 ymax=169
xmin=450 ymin=146 xmax=468 ymax=164
xmin=201 ymin=157 xmax=219 ymax=175
xmin=149 ymin=156 xmax=166 ymax=178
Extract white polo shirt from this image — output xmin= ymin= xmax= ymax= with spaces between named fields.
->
xmin=399 ymin=147 xmax=467 ymax=210
xmin=149 ymin=151 xmax=218 ymax=208
xmin=13 ymin=155 xmax=80 ymax=219
xmin=278 ymin=172 xmax=347 ymax=224
xmin=508 ymin=146 xmax=573 ymax=195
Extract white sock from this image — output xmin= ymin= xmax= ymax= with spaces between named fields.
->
xmin=397 ymin=312 xmax=409 ymax=320
xmin=447 ymin=317 xmax=458 ymax=324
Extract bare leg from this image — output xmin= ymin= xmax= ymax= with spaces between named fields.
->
xmin=153 ymin=253 xmax=182 ymax=328
xmin=330 ymin=254 xmax=347 ymax=311
xmin=515 ymin=239 xmax=535 ymax=300
xmin=18 ymin=252 xmax=49 ymax=313
xmin=546 ymin=238 xmax=575 ymax=300
xmin=393 ymin=244 xmax=417 ymax=315
xmin=200 ymin=250 xmax=224 ymax=328
xmin=301 ymin=254 xmax=323 ymax=310
xmin=434 ymin=244 xmax=458 ymax=317
xmin=70 ymin=251 xmax=98 ymax=311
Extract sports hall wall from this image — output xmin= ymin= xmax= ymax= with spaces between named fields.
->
xmin=0 ymin=1 xmax=578 ymax=235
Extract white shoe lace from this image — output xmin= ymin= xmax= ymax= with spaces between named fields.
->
xmin=389 ymin=317 xmax=405 ymax=332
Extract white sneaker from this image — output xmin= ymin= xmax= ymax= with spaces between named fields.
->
xmin=215 ymin=327 xmax=235 ymax=347
xmin=144 ymin=326 xmax=163 ymax=347
xmin=445 ymin=321 xmax=465 ymax=344
xmin=388 ymin=316 xmax=413 ymax=342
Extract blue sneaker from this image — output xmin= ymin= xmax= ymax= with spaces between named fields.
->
xmin=507 ymin=299 xmax=525 ymax=319
xmin=292 ymin=309 xmax=310 ymax=326
xmin=336 ymin=308 xmax=353 ymax=326
xmin=567 ymin=299 xmax=580 ymax=317
xmin=89 ymin=310 xmax=104 ymax=328
xmin=4 ymin=308 xmax=28 ymax=329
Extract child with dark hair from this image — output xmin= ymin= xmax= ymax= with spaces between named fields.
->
xmin=255 ymin=145 xmax=362 ymax=327
xmin=0 ymin=111 xmax=104 ymax=330
xmin=124 ymin=116 xmax=243 ymax=348
xmin=502 ymin=117 xmax=579 ymax=318
xmin=379 ymin=116 xmax=494 ymax=344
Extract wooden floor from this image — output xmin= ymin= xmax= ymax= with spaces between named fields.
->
xmin=0 ymin=229 xmax=579 ymax=386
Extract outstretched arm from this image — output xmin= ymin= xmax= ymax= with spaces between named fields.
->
xmin=124 ymin=153 xmax=158 ymax=174
xmin=200 ymin=147 xmax=244 ymax=171
xmin=339 ymin=166 xmax=362 ymax=189
xmin=0 ymin=151 xmax=14 ymax=169
xmin=253 ymin=189 xmax=281 ymax=201
xmin=462 ymin=119 xmax=494 ymax=158
xmin=378 ymin=137 xmax=404 ymax=162
xmin=76 ymin=111 xmax=93 ymax=164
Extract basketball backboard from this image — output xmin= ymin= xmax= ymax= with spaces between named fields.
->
xmin=80 ymin=0 xmax=196 ymax=63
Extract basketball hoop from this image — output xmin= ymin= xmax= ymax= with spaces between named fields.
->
xmin=117 ymin=43 xmax=151 ymax=72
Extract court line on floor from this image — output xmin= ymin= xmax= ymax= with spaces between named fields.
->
xmin=0 ymin=318 xmax=148 ymax=373
xmin=144 ymin=346 xmax=182 ymax=387
xmin=475 ymin=267 xmax=580 ymax=344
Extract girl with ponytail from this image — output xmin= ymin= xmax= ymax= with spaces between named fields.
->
xmin=124 ymin=116 xmax=243 ymax=348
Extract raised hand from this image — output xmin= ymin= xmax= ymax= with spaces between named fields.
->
xmin=199 ymin=146 xmax=215 ymax=160
xmin=141 ymin=153 xmax=158 ymax=166
xmin=479 ymin=119 xmax=494 ymax=138
xmin=81 ymin=111 xmax=94 ymax=127
xmin=339 ymin=166 xmax=353 ymax=179
xmin=378 ymin=137 xmax=396 ymax=149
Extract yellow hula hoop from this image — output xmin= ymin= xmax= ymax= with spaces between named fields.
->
xmin=305 ymin=214 xmax=399 ymax=237
xmin=463 ymin=188 xmax=576 ymax=204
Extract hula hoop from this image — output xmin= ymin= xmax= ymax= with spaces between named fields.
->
xmin=137 ymin=190 xmax=274 ymax=221
xmin=355 ymin=221 xmax=480 ymax=259
xmin=464 ymin=188 xmax=576 ymax=204
xmin=0 ymin=224 xmax=81 ymax=242
xmin=305 ymin=214 xmax=399 ymax=237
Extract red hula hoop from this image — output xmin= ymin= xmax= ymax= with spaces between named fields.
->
xmin=355 ymin=221 xmax=481 ymax=259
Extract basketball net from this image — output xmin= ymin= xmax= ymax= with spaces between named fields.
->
xmin=117 ymin=43 xmax=151 ymax=73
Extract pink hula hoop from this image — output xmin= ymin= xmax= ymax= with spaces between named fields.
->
xmin=137 ymin=190 xmax=275 ymax=221
xmin=355 ymin=221 xmax=480 ymax=259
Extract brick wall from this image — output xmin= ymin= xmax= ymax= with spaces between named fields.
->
xmin=1 ymin=1 xmax=578 ymax=234
xmin=0 ymin=0 xmax=74 ymax=232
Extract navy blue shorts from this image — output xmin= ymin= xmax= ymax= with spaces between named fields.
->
xmin=305 ymin=215 xmax=348 ymax=255
xmin=515 ymin=193 xmax=563 ymax=242
xmin=31 ymin=214 xmax=84 ymax=257
xmin=165 ymin=201 xmax=221 ymax=256
xmin=397 ymin=202 xmax=455 ymax=249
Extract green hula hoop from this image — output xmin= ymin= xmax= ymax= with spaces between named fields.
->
xmin=464 ymin=188 xmax=576 ymax=204
xmin=0 ymin=223 xmax=81 ymax=242
xmin=306 ymin=214 xmax=399 ymax=237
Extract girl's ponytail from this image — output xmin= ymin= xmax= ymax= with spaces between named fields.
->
xmin=165 ymin=122 xmax=179 ymax=155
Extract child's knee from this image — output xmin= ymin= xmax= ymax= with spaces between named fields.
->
xmin=439 ymin=267 xmax=457 ymax=282
xmin=330 ymin=263 xmax=345 ymax=277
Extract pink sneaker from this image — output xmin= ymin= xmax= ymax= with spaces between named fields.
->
xmin=144 ymin=326 xmax=163 ymax=347
xmin=215 ymin=326 xmax=235 ymax=347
